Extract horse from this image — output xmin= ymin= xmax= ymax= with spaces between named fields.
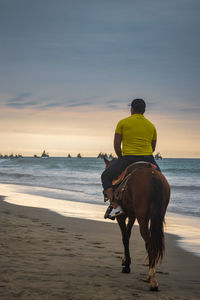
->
xmin=103 ymin=158 xmax=170 ymax=291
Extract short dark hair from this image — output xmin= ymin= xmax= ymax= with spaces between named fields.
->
xmin=131 ymin=98 xmax=146 ymax=114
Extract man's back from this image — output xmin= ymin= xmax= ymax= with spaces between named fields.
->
xmin=115 ymin=114 xmax=157 ymax=156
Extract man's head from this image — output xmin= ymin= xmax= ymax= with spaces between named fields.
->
xmin=131 ymin=98 xmax=146 ymax=114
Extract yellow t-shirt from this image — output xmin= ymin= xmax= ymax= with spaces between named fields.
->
xmin=115 ymin=114 xmax=157 ymax=156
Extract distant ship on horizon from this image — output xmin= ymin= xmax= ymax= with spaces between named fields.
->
xmin=97 ymin=152 xmax=114 ymax=159
xmin=41 ymin=150 xmax=49 ymax=158
xmin=155 ymin=152 xmax=162 ymax=160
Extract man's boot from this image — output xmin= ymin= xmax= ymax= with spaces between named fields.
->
xmin=104 ymin=187 xmax=123 ymax=219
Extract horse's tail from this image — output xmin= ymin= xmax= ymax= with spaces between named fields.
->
xmin=148 ymin=173 xmax=165 ymax=267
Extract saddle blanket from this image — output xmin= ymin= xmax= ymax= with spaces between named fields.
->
xmin=112 ymin=161 xmax=157 ymax=202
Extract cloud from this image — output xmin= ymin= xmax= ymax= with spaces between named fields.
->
xmin=66 ymin=102 xmax=93 ymax=108
xmin=2 ymin=90 xmax=199 ymax=121
xmin=0 ymin=0 xmax=199 ymax=119
xmin=1 ymin=93 xmax=94 ymax=110
xmin=6 ymin=101 xmax=38 ymax=108
xmin=106 ymin=99 xmax=123 ymax=104
xmin=2 ymin=93 xmax=128 ymax=112
xmin=8 ymin=92 xmax=32 ymax=103
xmin=4 ymin=93 xmax=39 ymax=109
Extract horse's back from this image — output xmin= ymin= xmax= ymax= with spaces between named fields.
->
xmin=122 ymin=167 xmax=170 ymax=217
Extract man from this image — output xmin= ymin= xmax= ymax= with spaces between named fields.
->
xmin=101 ymin=98 xmax=161 ymax=218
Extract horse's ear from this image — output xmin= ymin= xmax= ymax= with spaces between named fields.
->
xmin=103 ymin=157 xmax=109 ymax=166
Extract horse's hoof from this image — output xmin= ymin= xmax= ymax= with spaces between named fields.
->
xmin=150 ymin=285 xmax=159 ymax=292
xmin=122 ymin=266 xmax=131 ymax=273
xmin=150 ymin=282 xmax=158 ymax=292
xmin=149 ymin=277 xmax=159 ymax=291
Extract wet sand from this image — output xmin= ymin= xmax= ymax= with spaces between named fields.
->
xmin=0 ymin=197 xmax=200 ymax=300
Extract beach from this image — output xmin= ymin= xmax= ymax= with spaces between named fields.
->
xmin=0 ymin=197 xmax=200 ymax=300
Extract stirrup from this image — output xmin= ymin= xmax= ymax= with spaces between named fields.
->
xmin=104 ymin=204 xmax=113 ymax=219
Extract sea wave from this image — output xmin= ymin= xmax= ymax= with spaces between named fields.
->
xmin=167 ymin=206 xmax=200 ymax=218
xmin=164 ymin=168 xmax=200 ymax=173
xmin=170 ymin=185 xmax=200 ymax=191
xmin=0 ymin=172 xmax=34 ymax=178
xmin=0 ymin=157 xmax=200 ymax=219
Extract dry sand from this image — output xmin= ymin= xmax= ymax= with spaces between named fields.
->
xmin=0 ymin=197 xmax=200 ymax=300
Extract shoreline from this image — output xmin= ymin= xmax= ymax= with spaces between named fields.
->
xmin=0 ymin=198 xmax=200 ymax=299
xmin=1 ymin=183 xmax=200 ymax=258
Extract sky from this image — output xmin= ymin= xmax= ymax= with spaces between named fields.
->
xmin=0 ymin=0 xmax=200 ymax=157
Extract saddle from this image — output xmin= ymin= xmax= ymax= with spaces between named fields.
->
xmin=112 ymin=161 xmax=156 ymax=203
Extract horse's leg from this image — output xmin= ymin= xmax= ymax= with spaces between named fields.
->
xmin=137 ymin=217 xmax=150 ymax=252
xmin=117 ymin=215 xmax=135 ymax=273
xmin=137 ymin=217 xmax=159 ymax=291
xmin=121 ymin=216 xmax=135 ymax=268
xmin=126 ymin=216 xmax=135 ymax=239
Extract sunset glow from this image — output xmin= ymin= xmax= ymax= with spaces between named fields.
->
xmin=0 ymin=1 xmax=199 ymax=158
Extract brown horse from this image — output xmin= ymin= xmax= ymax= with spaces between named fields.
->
xmin=104 ymin=158 xmax=170 ymax=291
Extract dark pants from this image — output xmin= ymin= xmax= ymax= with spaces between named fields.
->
xmin=101 ymin=155 xmax=161 ymax=190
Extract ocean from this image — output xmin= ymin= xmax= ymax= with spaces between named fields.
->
xmin=0 ymin=157 xmax=200 ymax=256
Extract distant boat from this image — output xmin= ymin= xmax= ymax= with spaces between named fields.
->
xmin=14 ymin=154 xmax=23 ymax=158
xmin=77 ymin=153 xmax=82 ymax=158
xmin=0 ymin=153 xmax=23 ymax=159
xmin=97 ymin=152 xmax=114 ymax=159
xmin=97 ymin=152 xmax=108 ymax=159
xmin=67 ymin=154 xmax=71 ymax=158
xmin=97 ymin=152 xmax=102 ymax=158
xmin=34 ymin=154 xmax=39 ymax=158
xmin=41 ymin=150 xmax=49 ymax=158
xmin=155 ymin=152 xmax=162 ymax=160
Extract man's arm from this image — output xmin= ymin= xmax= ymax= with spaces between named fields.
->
xmin=114 ymin=133 xmax=122 ymax=157
xmin=151 ymin=140 xmax=157 ymax=152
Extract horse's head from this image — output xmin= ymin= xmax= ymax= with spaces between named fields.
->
xmin=103 ymin=157 xmax=117 ymax=168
